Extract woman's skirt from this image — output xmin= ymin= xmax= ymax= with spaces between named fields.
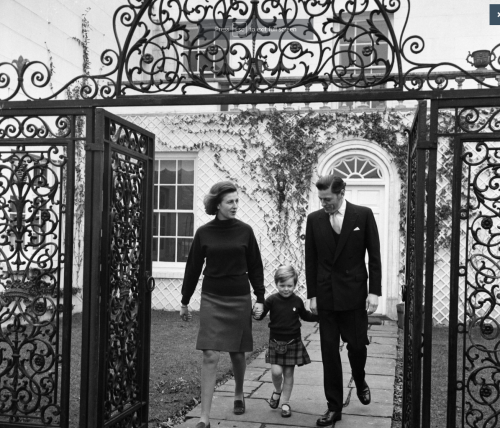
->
xmin=196 ymin=291 xmax=253 ymax=352
xmin=265 ymin=338 xmax=311 ymax=366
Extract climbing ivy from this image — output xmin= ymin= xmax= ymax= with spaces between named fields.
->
xmin=158 ymin=109 xmax=433 ymax=270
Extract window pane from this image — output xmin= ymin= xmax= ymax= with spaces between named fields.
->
xmin=357 ymin=28 xmax=371 ymax=43
xmin=160 ymin=160 xmax=176 ymax=184
xmin=160 ymin=213 xmax=176 ymax=236
xmin=159 ymin=238 xmax=175 ymax=262
xmin=374 ymin=43 xmax=388 ymax=61
xmin=177 ymin=238 xmax=193 ymax=262
xmin=178 ymin=213 xmax=194 ymax=236
xmin=154 ymin=185 xmax=158 ymax=209
xmin=154 ymin=160 xmax=159 ymax=183
xmin=178 ymin=160 xmax=194 ymax=184
xmin=376 ymin=21 xmax=389 ymax=36
xmin=199 ymin=54 xmax=212 ymax=73
xmin=339 ymin=51 xmax=350 ymax=68
xmin=178 ymin=186 xmax=194 ymax=210
xmin=153 ymin=213 xmax=158 ymax=236
xmin=152 ymin=237 xmax=158 ymax=261
xmin=159 ymin=185 xmax=175 ymax=209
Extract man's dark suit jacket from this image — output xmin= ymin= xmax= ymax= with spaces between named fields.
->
xmin=305 ymin=201 xmax=382 ymax=311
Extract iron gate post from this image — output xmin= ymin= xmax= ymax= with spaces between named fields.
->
xmin=420 ymin=100 xmax=439 ymax=427
xmin=402 ymin=100 xmax=428 ymax=427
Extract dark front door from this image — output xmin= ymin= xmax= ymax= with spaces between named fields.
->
xmin=81 ymin=109 xmax=155 ymax=428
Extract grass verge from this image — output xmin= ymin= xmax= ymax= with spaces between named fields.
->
xmin=67 ymin=310 xmax=269 ymax=427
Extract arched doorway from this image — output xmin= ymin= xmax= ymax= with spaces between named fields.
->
xmin=313 ymin=140 xmax=401 ymax=318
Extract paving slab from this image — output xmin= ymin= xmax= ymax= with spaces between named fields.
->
xmin=181 ymin=324 xmax=397 ymax=428
xmin=243 ymin=368 xmax=267 ymax=381
xmin=253 ymin=382 xmax=393 ymax=407
xmin=370 ymin=336 xmax=397 ymax=345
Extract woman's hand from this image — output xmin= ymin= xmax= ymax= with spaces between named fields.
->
xmin=180 ymin=305 xmax=192 ymax=322
xmin=253 ymin=302 xmax=264 ymax=319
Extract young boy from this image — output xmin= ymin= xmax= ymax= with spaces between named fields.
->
xmin=254 ymin=265 xmax=318 ymax=417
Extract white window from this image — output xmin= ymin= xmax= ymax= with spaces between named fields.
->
xmin=152 ymin=153 xmax=196 ymax=266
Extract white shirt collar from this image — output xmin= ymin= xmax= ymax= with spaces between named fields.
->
xmin=336 ymin=198 xmax=346 ymax=215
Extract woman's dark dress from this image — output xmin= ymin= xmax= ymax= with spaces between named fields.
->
xmin=181 ymin=217 xmax=265 ymax=352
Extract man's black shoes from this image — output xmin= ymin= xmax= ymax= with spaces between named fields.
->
xmin=316 ymin=409 xmax=342 ymax=426
xmin=357 ymin=381 xmax=371 ymax=405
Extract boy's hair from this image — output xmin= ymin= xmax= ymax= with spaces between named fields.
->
xmin=274 ymin=265 xmax=298 ymax=285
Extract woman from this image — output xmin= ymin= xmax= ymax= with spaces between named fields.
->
xmin=180 ymin=181 xmax=265 ymax=428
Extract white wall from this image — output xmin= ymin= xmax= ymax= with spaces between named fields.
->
xmin=0 ymin=0 xmax=122 ymax=98
xmin=397 ymin=0 xmax=499 ymax=70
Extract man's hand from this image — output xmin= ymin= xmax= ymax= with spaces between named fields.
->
xmin=366 ymin=294 xmax=379 ymax=315
xmin=253 ymin=302 xmax=264 ymax=319
xmin=309 ymin=297 xmax=318 ymax=315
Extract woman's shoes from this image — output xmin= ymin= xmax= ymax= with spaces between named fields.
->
xmin=233 ymin=398 xmax=245 ymax=415
xmin=281 ymin=403 xmax=292 ymax=418
xmin=195 ymin=422 xmax=210 ymax=428
xmin=268 ymin=391 xmax=282 ymax=409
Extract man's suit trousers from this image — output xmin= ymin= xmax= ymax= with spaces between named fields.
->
xmin=318 ymin=308 xmax=370 ymax=411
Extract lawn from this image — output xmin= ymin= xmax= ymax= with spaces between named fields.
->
xmin=68 ymin=310 xmax=270 ymax=427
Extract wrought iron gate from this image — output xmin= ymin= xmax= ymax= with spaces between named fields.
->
xmin=0 ymin=110 xmax=83 ymax=426
xmin=80 ymin=110 xmax=155 ymax=428
xmin=445 ymin=104 xmax=500 ymax=428
xmin=402 ymin=99 xmax=500 ymax=427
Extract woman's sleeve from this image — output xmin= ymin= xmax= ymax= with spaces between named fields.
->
xmin=181 ymin=230 xmax=205 ymax=305
xmin=247 ymin=228 xmax=265 ymax=303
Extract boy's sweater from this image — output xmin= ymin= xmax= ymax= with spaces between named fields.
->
xmin=257 ymin=292 xmax=319 ymax=341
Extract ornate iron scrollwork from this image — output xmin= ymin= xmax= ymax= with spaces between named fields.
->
xmin=1 ymin=0 xmax=498 ymax=100
xmin=459 ymin=140 xmax=500 ymax=428
xmin=0 ymin=116 xmax=72 ymax=426
xmin=103 ymin=122 xmax=148 ymax=424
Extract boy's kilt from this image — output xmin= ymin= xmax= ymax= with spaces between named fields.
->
xmin=265 ymin=338 xmax=311 ymax=366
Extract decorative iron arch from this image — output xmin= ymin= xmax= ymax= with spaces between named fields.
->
xmin=1 ymin=0 xmax=500 ymax=102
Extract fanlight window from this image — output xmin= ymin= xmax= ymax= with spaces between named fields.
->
xmin=329 ymin=156 xmax=382 ymax=179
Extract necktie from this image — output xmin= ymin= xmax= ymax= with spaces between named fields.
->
xmin=330 ymin=211 xmax=341 ymax=234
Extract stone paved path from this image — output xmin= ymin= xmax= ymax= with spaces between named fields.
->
xmin=177 ymin=319 xmax=398 ymax=428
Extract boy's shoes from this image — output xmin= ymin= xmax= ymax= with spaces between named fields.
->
xmin=356 ymin=381 xmax=371 ymax=405
xmin=316 ymin=409 xmax=342 ymax=426
xmin=268 ymin=391 xmax=281 ymax=409
xmin=281 ymin=404 xmax=292 ymax=418
xmin=234 ymin=399 xmax=245 ymax=415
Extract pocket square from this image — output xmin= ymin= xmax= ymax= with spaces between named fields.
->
xmin=354 ymin=227 xmax=361 ymax=231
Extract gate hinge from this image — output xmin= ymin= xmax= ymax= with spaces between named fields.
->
xmin=85 ymin=143 xmax=104 ymax=152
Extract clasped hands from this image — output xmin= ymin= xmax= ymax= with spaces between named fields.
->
xmin=180 ymin=302 xmax=265 ymax=321
xmin=252 ymin=302 xmax=264 ymax=319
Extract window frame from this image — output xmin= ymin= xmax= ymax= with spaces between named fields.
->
xmin=152 ymin=151 xmax=198 ymax=278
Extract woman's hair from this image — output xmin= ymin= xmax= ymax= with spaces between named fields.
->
xmin=316 ymin=175 xmax=346 ymax=193
xmin=203 ymin=181 xmax=238 ymax=215
xmin=274 ymin=265 xmax=298 ymax=285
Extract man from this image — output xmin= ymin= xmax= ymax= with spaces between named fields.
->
xmin=305 ymin=175 xmax=382 ymax=426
